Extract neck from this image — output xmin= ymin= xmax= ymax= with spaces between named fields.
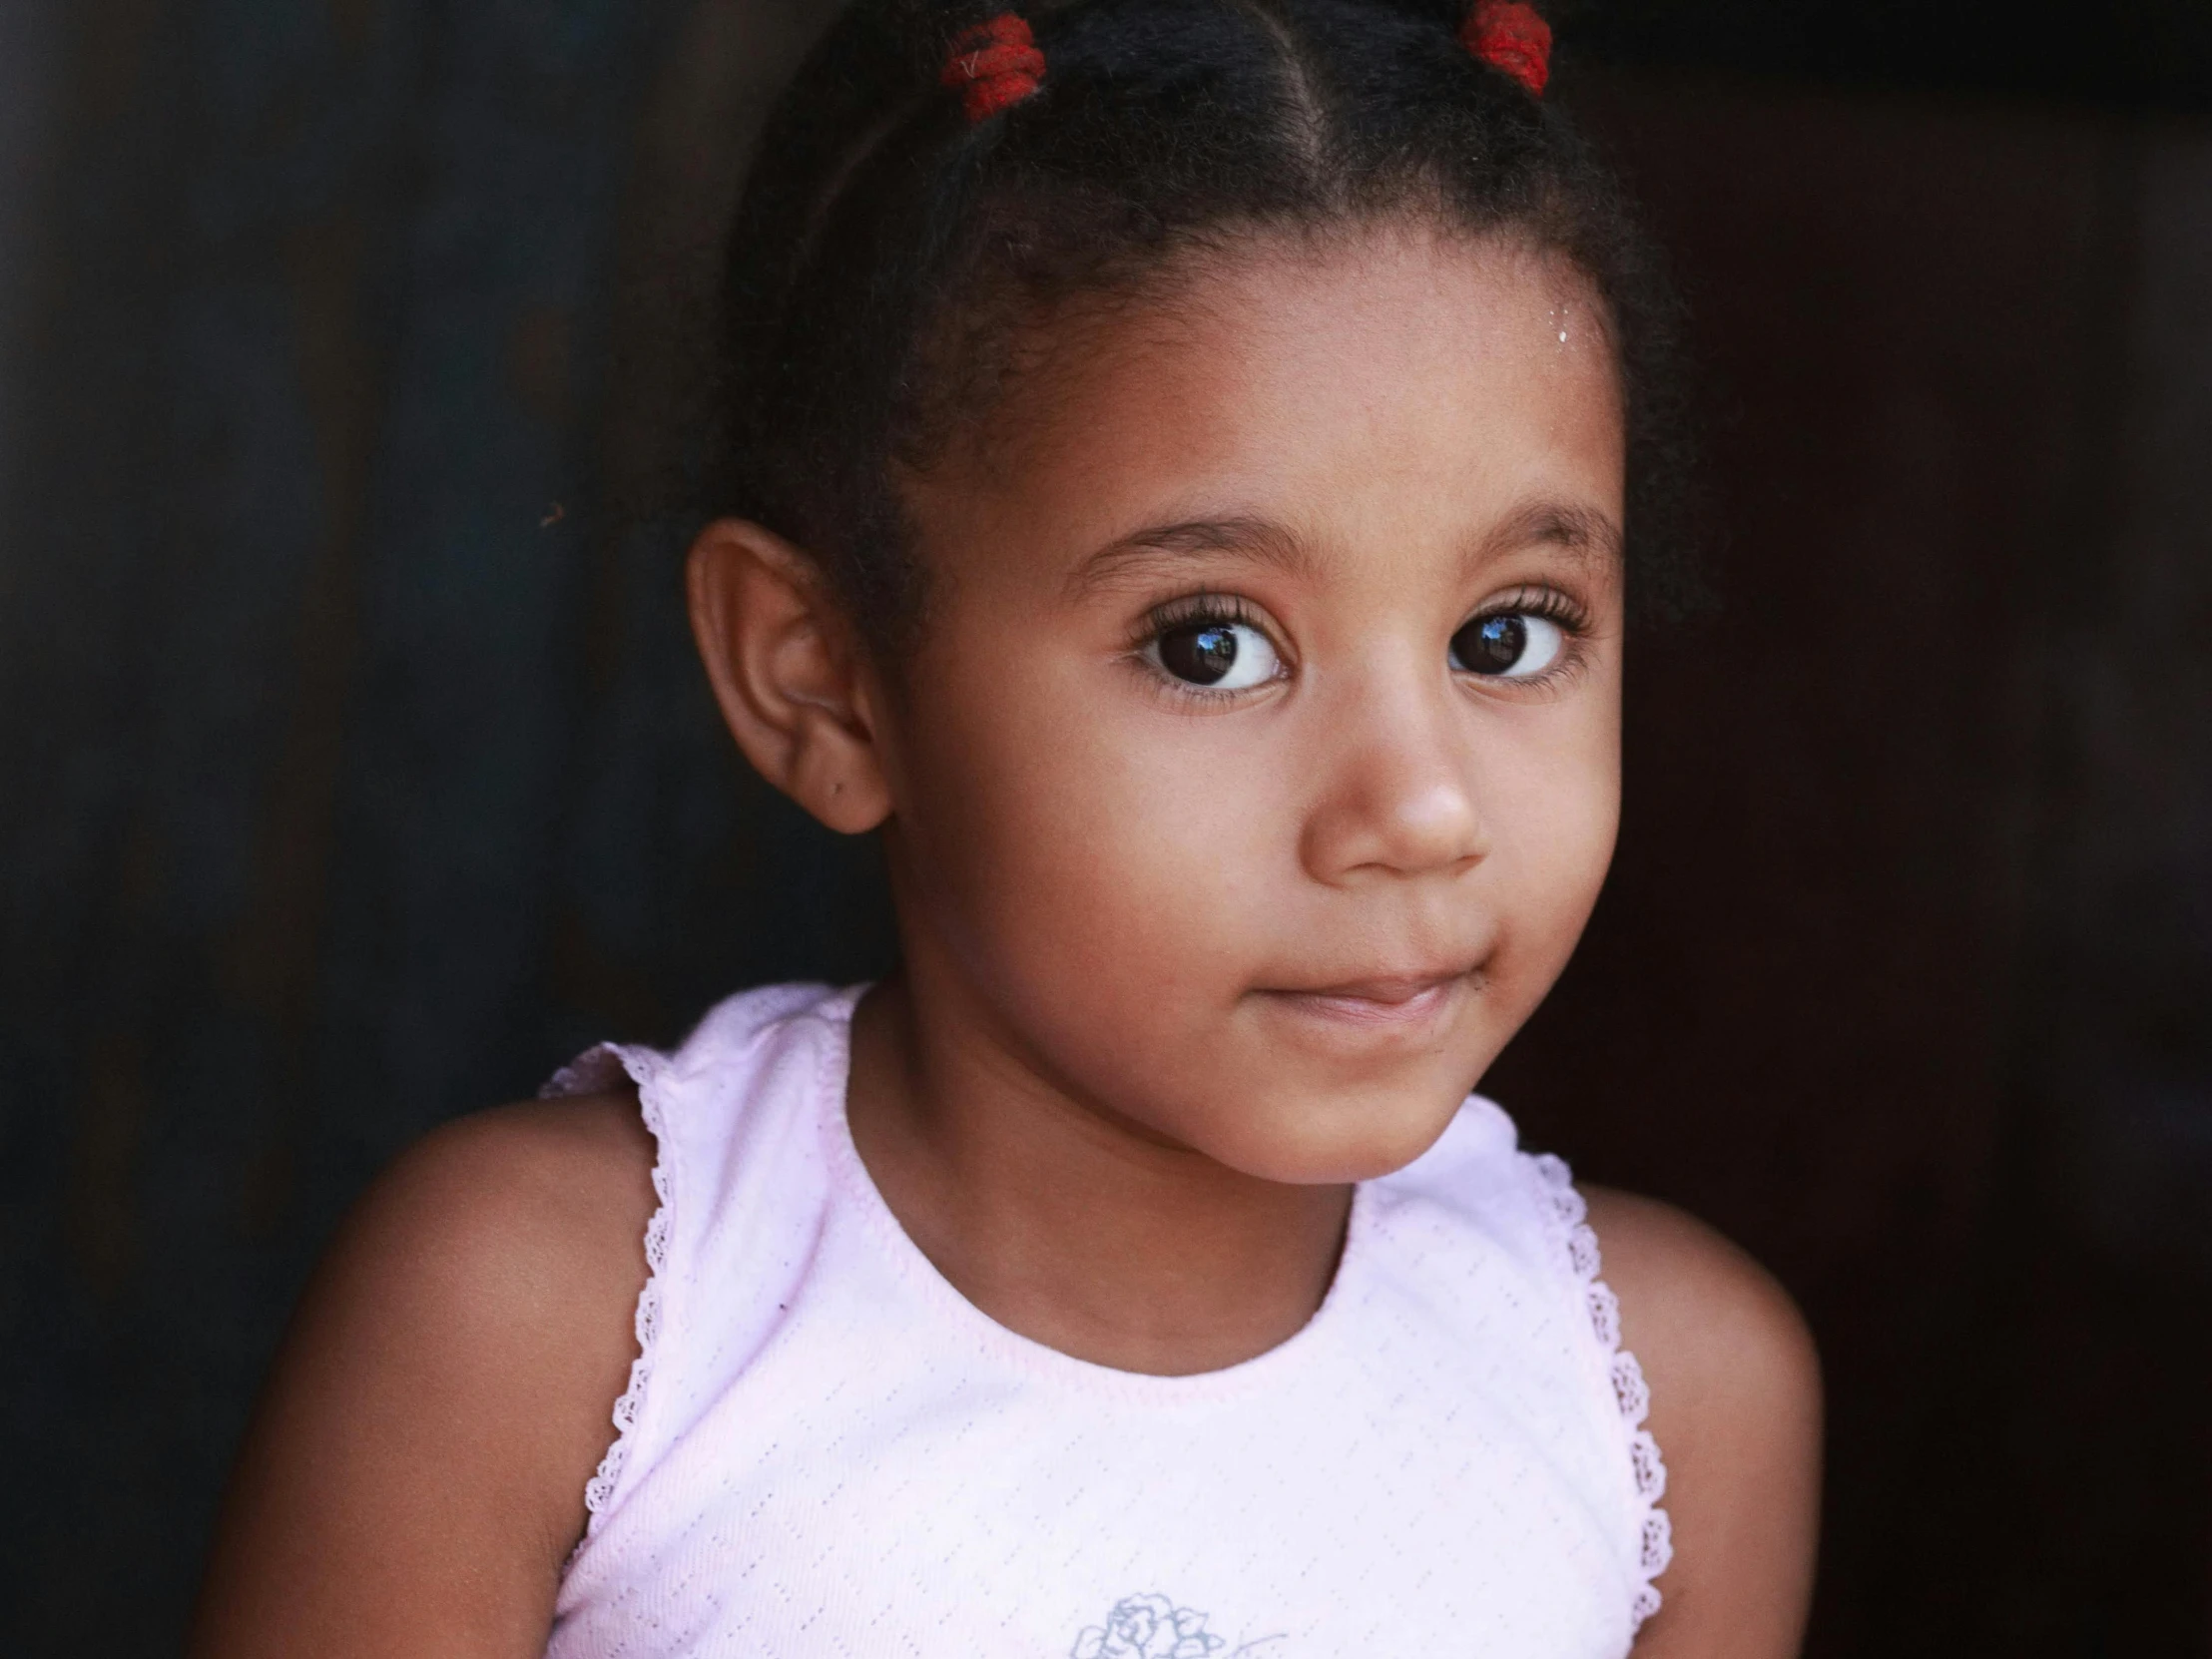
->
xmin=845 ymin=970 xmax=1353 ymax=1378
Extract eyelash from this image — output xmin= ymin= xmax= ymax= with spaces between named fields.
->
xmin=1127 ymin=593 xmax=1282 ymax=705
xmin=1133 ymin=591 xmax=1266 ymax=643
xmin=1458 ymin=585 xmax=1594 ymax=688
xmin=1127 ymin=585 xmax=1595 ymax=702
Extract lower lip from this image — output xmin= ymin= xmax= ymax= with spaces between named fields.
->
xmin=1259 ymin=978 xmax=1464 ymax=1030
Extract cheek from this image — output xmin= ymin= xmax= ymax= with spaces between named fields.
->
xmin=1484 ymin=700 xmax=1622 ymax=990
xmin=891 ymin=656 xmax=1293 ymax=1004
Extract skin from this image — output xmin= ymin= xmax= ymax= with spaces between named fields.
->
xmin=191 ymin=225 xmax=1820 ymax=1658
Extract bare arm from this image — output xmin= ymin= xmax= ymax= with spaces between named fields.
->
xmin=1583 ymin=1187 xmax=1823 ymax=1659
xmin=189 ymin=1095 xmax=658 ymax=1659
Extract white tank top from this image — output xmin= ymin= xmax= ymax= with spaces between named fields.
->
xmin=541 ymin=983 xmax=1670 ymax=1659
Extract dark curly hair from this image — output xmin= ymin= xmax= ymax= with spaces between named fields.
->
xmin=713 ymin=0 xmax=1697 ymax=651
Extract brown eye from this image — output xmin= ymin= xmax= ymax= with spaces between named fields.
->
xmin=1148 ymin=621 xmax=1282 ymax=691
xmin=1449 ymin=613 xmax=1563 ymax=679
xmin=1159 ymin=625 xmax=1238 ymax=685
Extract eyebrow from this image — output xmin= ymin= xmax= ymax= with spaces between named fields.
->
xmin=1477 ymin=500 xmax=1625 ymax=571
xmin=1064 ymin=515 xmax=1314 ymax=600
xmin=1062 ymin=498 xmax=1623 ymax=601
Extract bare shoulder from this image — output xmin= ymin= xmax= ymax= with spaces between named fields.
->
xmin=191 ymin=1092 xmax=658 ymax=1659
xmin=1581 ymin=1187 xmax=1822 ymax=1659
xmin=348 ymin=1091 xmax=660 ymax=1299
xmin=295 ymin=1092 xmax=661 ymax=1452
xmin=1580 ymin=1187 xmax=1820 ymax=1416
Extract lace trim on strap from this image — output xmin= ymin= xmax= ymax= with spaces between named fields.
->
xmin=1529 ymin=1152 xmax=1674 ymax=1632
xmin=540 ymin=1044 xmax=673 ymax=1538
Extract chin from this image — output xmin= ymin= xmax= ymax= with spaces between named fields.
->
xmin=1199 ymin=1083 xmax=1471 ymax=1186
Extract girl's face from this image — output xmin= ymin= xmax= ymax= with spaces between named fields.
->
xmin=882 ymin=225 xmax=1625 ymax=1185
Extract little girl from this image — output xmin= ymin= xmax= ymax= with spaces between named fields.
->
xmin=192 ymin=2 xmax=1821 ymax=1654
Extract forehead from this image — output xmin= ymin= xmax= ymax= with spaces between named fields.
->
xmin=905 ymin=224 xmax=1626 ymax=583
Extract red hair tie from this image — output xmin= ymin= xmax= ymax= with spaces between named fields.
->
xmin=1462 ymin=1 xmax=1552 ymax=98
xmin=941 ymin=13 xmax=1046 ymax=124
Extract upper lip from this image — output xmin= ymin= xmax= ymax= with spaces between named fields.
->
xmin=1267 ymin=967 xmax=1476 ymax=1004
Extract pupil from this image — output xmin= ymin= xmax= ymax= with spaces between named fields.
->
xmin=1454 ymin=615 xmax=1526 ymax=675
xmin=1161 ymin=624 xmax=1239 ymax=685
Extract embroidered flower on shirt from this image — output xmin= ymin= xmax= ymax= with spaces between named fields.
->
xmin=1071 ymin=1593 xmax=1228 ymax=1659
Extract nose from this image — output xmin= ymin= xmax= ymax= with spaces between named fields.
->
xmin=1298 ymin=676 xmax=1488 ymax=884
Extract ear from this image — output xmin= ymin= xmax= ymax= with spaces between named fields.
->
xmin=687 ymin=519 xmax=892 ymax=834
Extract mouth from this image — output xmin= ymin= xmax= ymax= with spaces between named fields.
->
xmin=1254 ymin=968 xmax=1480 ymax=1029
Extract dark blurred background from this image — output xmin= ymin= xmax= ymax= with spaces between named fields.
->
xmin=2 ymin=1 xmax=2208 ymax=1652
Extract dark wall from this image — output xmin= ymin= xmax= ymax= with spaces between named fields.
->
xmin=1489 ymin=82 xmax=2212 ymax=1651
xmin=0 ymin=0 xmax=877 ymax=1647
xmin=2 ymin=3 xmax=2208 ymax=1654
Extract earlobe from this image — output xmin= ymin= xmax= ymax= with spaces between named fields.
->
xmin=686 ymin=520 xmax=893 ymax=835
